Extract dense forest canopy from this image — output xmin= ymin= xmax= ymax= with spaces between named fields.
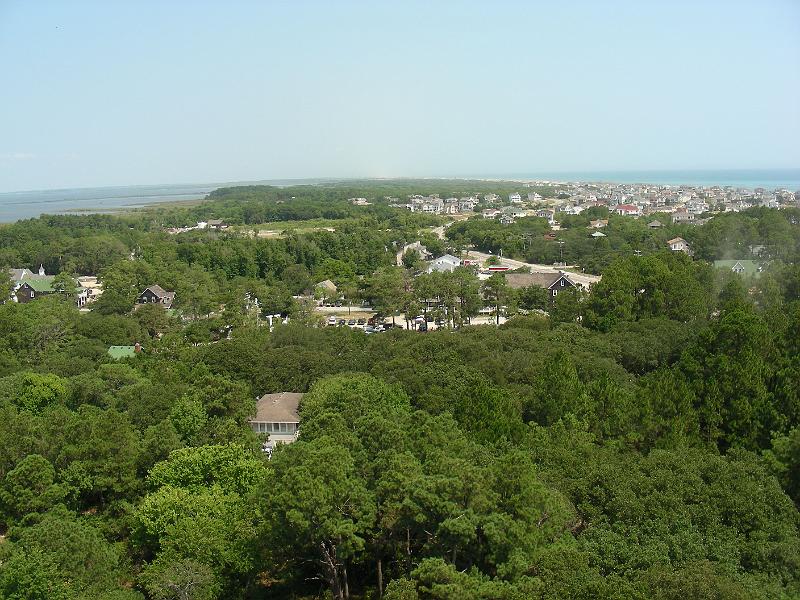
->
xmin=0 ymin=182 xmax=799 ymax=599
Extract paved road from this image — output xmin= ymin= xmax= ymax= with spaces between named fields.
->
xmin=464 ymin=250 xmax=601 ymax=288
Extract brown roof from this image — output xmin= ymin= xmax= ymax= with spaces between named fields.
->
xmin=505 ymin=272 xmax=574 ymax=290
xmin=252 ymin=392 xmax=303 ymax=423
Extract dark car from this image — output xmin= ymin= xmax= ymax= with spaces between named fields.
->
xmin=337 ymin=319 xmax=346 ymax=326
xmin=357 ymin=318 xmax=366 ymax=325
xmin=348 ymin=319 xmax=356 ymax=326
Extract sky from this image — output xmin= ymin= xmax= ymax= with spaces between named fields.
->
xmin=0 ymin=0 xmax=798 ymax=192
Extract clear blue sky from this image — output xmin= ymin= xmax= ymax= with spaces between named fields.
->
xmin=1 ymin=0 xmax=798 ymax=192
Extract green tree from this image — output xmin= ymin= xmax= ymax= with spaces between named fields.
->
xmin=263 ymin=439 xmax=376 ymax=600
xmin=51 ymin=272 xmax=77 ymax=298
xmin=482 ymin=273 xmax=508 ymax=325
xmin=0 ymin=454 xmax=66 ymax=522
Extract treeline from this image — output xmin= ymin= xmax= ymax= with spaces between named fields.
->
xmin=447 ymin=206 xmax=800 ymax=273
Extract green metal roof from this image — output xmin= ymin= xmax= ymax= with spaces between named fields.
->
xmin=21 ymin=276 xmax=56 ymax=292
xmin=107 ymin=346 xmax=137 ymax=359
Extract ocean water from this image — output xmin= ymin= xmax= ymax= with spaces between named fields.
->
xmin=0 ymin=183 xmax=217 ymax=223
xmin=491 ymin=168 xmax=800 ymax=190
xmin=1 ymin=170 xmax=798 ymax=224
xmin=0 ymin=179 xmax=336 ymax=223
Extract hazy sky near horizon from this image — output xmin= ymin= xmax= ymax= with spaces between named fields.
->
xmin=1 ymin=1 xmax=799 ymax=192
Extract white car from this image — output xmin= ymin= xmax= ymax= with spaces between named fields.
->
xmin=327 ymin=316 xmax=337 ymax=326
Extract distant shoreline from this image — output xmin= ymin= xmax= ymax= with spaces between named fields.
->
xmin=1 ymin=170 xmax=798 ymax=223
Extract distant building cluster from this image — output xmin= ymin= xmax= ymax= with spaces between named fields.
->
xmin=390 ymin=181 xmax=799 ymax=226
xmin=165 ymin=219 xmax=228 ymax=235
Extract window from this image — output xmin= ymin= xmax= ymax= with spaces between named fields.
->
xmin=560 ymin=279 xmax=565 ymax=286
xmin=552 ymin=290 xmax=558 ymax=297
xmin=280 ymin=422 xmax=288 ymax=433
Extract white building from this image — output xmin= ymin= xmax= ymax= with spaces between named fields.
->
xmin=426 ymin=254 xmax=462 ymax=273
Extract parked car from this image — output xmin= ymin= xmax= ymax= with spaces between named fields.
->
xmin=337 ymin=319 xmax=346 ymax=326
xmin=357 ymin=318 xmax=365 ymax=325
xmin=327 ymin=316 xmax=337 ymax=326
xmin=347 ymin=319 xmax=357 ymax=326
xmin=364 ymin=325 xmax=375 ymax=334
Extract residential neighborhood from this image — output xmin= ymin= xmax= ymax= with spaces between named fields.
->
xmin=391 ymin=180 xmax=799 ymax=225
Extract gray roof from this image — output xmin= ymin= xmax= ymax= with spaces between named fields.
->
xmin=252 ymin=392 xmax=303 ymax=423
xmin=8 ymin=268 xmax=35 ymax=283
xmin=142 ymin=285 xmax=175 ymax=300
xmin=505 ymin=272 xmax=575 ymax=290
xmin=316 ymin=279 xmax=337 ymax=292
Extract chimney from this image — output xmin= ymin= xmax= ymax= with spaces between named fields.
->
xmin=134 ymin=342 xmax=142 ymax=353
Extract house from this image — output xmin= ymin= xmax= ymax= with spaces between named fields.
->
xmin=560 ymin=204 xmax=584 ymax=215
xmin=666 ymin=237 xmax=691 ymax=254
xmin=588 ymin=219 xmax=608 ymax=229
xmin=482 ymin=209 xmax=501 ymax=219
xmin=713 ymin=259 xmax=764 ymax=278
xmin=501 ymin=206 xmax=526 ymax=218
xmin=108 ymin=343 xmax=141 ymax=360
xmin=426 ymin=254 xmax=462 ymax=273
xmin=76 ymin=276 xmax=103 ymax=304
xmin=15 ymin=277 xmax=56 ymax=303
xmin=671 ymin=208 xmax=694 ymax=224
xmin=207 ymin=219 xmax=228 ymax=230
xmin=509 ymin=193 xmax=522 ymax=204
xmin=315 ymin=279 xmax=338 ymax=297
xmin=591 ymin=231 xmax=607 ymax=238
xmin=458 ymin=197 xmax=479 ymax=212
xmin=613 ymin=204 xmax=641 ymax=217
xmin=400 ymin=241 xmax=432 ymax=264
xmin=137 ymin=285 xmax=176 ymax=308
xmin=499 ymin=215 xmax=515 ymax=225
xmin=505 ymin=271 xmax=576 ymax=298
xmin=249 ymin=392 xmax=303 ymax=450
xmin=647 ymin=220 xmax=663 ymax=229
xmin=10 ymin=266 xmax=88 ymax=307
xmin=536 ymin=209 xmax=555 ymax=224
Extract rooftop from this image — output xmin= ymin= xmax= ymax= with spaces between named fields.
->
xmin=253 ymin=392 xmax=303 ymax=423
xmin=505 ymin=272 xmax=573 ymax=290
xmin=108 ymin=346 xmax=137 ymax=360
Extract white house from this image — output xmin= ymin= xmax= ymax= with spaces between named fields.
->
xmin=426 ymin=254 xmax=462 ymax=273
xmin=667 ymin=237 xmax=692 ymax=254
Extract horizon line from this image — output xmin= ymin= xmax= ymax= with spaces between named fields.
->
xmin=2 ymin=167 xmax=800 ymax=195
